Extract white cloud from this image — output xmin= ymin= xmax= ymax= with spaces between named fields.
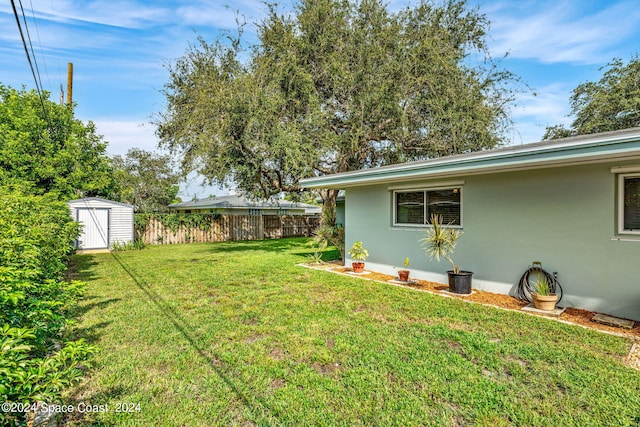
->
xmin=506 ymin=83 xmax=574 ymax=144
xmin=177 ymin=0 xmax=267 ymax=29
xmin=26 ymin=1 xmax=168 ymax=29
xmin=484 ymin=0 xmax=640 ymax=64
xmin=513 ymin=84 xmax=570 ymax=120
xmin=91 ymin=119 xmax=159 ymax=156
xmin=90 ymin=118 xmax=227 ymax=199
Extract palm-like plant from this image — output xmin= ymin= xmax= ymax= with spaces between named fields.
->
xmin=313 ymin=206 xmax=345 ymax=261
xmin=420 ymin=214 xmax=463 ymax=273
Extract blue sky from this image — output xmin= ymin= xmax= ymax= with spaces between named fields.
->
xmin=1 ymin=0 xmax=639 ymax=198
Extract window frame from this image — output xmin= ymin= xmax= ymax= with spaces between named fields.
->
xmin=392 ymin=186 xmax=463 ymax=228
xmin=618 ymin=172 xmax=640 ymax=235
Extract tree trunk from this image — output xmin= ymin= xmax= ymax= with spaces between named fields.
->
xmin=318 ymin=189 xmax=339 ymax=227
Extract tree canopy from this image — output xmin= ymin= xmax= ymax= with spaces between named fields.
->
xmin=156 ymin=0 xmax=518 ymax=212
xmin=111 ymin=148 xmax=181 ymax=212
xmin=0 ymin=84 xmax=113 ymax=200
xmin=544 ymin=56 xmax=640 ymax=140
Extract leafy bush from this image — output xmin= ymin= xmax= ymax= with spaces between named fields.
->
xmin=0 ymin=84 xmax=113 ymax=199
xmin=0 ymin=188 xmax=94 ymax=425
xmin=0 ymin=325 xmax=94 ymax=403
xmin=0 ymin=189 xmax=79 ymax=280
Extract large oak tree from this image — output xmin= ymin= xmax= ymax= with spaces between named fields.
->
xmin=544 ymin=55 xmax=640 ymax=140
xmin=156 ymin=0 xmax=518 ymax=219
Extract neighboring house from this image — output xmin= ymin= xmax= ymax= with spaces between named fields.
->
xmin=169 ymin=194 xmax=321 ymax=216
xmin=68 ymin=197 xmax=134 ymax=250
xmin=300 ymin=127 xmax=640 ymax=321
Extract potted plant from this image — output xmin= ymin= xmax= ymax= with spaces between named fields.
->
xmin=419 ymin=214 xmax=473 ymax=294
xmin=397 ymin=257 xmax=411 ymax=282
xmin=531 ymin=275 xmax=559 ymax=311
xmin=348 ymin=241 xmax=369 ymax=273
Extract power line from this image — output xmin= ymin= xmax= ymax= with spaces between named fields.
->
xmin=28 ymin=0 xmax=53 ymax=92
xmin=10 ymin=0 xmax=48 ymax=119
xmin=19 ymin=0 xmax=46 ymax=94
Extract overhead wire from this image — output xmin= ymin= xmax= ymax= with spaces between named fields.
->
xmin=19 ymin=0 xmax=46 ymax=94
xmin=28 ymin=0 xmax=53 ymax=92
xmin=10 ymin=0 xmax=49 ymax=120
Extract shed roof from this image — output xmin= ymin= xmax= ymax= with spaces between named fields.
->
xmin=300 ymin=127 xmax=640 ymax=189
xmin=169 ymin=194 xmax=320 ymax=212
xmin=68 ymin=197 xmax=134 ymax=208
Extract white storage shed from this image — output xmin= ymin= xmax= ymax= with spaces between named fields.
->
xmin=68 ymin=197 xmax=134 ymax=250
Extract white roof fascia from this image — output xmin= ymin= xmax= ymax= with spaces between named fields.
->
xmin=300 ymin=128 xmax=640 ymax=189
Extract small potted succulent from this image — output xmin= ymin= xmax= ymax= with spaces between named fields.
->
xmin=420 ymin=214 xmax=473 ymax=294
xmin=531 ymin=275 xmax=559 ymax=311
xmin=348 ymin=241 xmax=369 ymax=273
xmin=397 ymin=257 xmax=411 ymax=282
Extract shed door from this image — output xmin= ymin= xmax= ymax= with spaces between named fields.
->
xmin=77 ymin=208 xmax=110 ymax=249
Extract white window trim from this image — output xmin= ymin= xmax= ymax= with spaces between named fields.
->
xmin=618 ymin=173 xmax=640 ymax=235
xmin=392 ymin=186 xmax=463 ymax=228
xmin=388 ymin=180 xmax=465 ymax=191
xmin=611 ymin=165 xmax=640 ymax=174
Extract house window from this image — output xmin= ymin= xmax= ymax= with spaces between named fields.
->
xmin=249 ymin=208 xmax=262 ymax=216
xmin=394 ymin=187 xmax=462 ymax=227
xmin=619 ymin=173 xmax=640 ymax=234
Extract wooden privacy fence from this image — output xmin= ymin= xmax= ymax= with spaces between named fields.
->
xmin=137 ymin=214 xmax=320 ymax=245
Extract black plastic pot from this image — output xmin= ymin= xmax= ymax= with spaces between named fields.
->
xmin=447 ymin=271 xmax=473 ymax=294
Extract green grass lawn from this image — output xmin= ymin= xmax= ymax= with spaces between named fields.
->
xmin=65 ymin=238 xmax=640 ymax=426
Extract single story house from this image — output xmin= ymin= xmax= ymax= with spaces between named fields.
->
xmin=169 ymin=194 xmax=321 ymax=216
xmin=68 ymin=197 xmax=134 ymax=250
xmin=300 ymin=127 xmax=640 ymax=321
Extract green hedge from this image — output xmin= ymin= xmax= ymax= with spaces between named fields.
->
xmin=0 ymin=188 xmax=95 ymax=426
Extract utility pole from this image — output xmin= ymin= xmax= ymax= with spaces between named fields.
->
xmin=66 ymin=62 xmax=73 ymax=107
xmin=59 ymin=83 xmax=64 ymax=106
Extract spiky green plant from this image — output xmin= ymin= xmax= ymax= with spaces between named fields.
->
xmin=533 ymin=275 xmax=552 ymax=296
xmin=313 ymin=224 xmax=345 ymax=261
xmin=419 ymin=214 xmax=463 ymax=273
xmin=306 ymin=248 xmax=325 ymax=264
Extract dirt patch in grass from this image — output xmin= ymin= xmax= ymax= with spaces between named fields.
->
xmin=243 ymin=333 xmax=266 ymax=344
xmin=270 ymin=378 xmax=287 ymax=389
xmin=313 ymin=361 xmax=342 ymax=376
xmin=315 ymin=264 xmax=640 ymax=339
xmin=443 ymin=339 xmax=463 ymax=352
xmin=269 ymin=347 xmax=286 ymax=360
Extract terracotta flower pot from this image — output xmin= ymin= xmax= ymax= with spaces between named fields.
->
xmin=532 ymin=292 xmax=559 ymax=311
xmin=398 ymin=270 xmax=410 ymax=282
xmin=352 ymin=262 xmax=365 ymax=273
